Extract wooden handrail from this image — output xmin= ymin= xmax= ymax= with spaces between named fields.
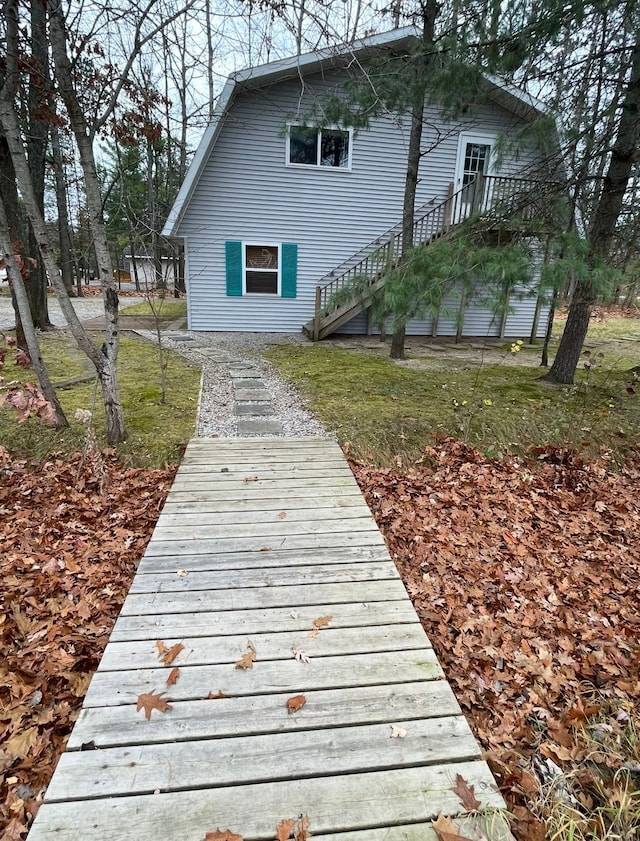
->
xmin=314 ymin=175 xmax=562 ymax=321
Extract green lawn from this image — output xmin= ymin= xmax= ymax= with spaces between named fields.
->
xmin=265 ymin=315 xmax=640 ymax=465
xmin=0 ymin=334 xmax=200 ymax=466
xmin=120 ymin=299 xmax=187 ymax=318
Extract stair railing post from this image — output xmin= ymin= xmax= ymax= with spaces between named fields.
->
xmin=471 ymin=172 xmax=485 ymax=215
xmin=444 ymin=182 xmax=454 ymax=230
xmin=313 ymin=286 xmax=321 ymax=342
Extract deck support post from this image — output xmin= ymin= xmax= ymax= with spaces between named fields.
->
xmin=313 ymin=286 xmax=321 ymax=342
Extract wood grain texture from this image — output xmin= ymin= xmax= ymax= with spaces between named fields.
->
xmin=27 ymin=762 xmax=504 ymax=841
xmin=82 ymin=649 xmax=443 ymax=707
xmin=67 ymin=681 xmax=461 ymax=750
xmin=27 ymin=437 xmax=510 ymax=841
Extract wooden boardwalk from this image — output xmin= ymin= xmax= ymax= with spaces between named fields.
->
xmin=27 ymin=437 xmax=509 ymax=841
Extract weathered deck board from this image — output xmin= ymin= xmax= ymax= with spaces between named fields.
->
xmin=26 ymin=437 xmax=510 ymax=841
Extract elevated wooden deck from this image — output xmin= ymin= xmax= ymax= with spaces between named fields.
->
xmin=27 ymin=437 xmax=510 ymax=841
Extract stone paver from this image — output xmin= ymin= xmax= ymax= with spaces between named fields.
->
xmin=235 ymin=402 xmax=274 ymax=416
xmin=236 ymin=418 xmax=284 ymax=435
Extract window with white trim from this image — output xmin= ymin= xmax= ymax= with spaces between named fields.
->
xmin=245 ymin=244 xmax=279 ymax=294
xmin=287 ymin=124 xmax=351 ymax=169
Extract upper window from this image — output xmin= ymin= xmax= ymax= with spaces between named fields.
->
xmin=245 ymin=244 xmax=279 ymax=294
xmin=287 ymin=125 xmax=351 ymax=169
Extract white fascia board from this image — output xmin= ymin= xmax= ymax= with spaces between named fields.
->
xmin=161 ymin=77 xmax=236 ymax=238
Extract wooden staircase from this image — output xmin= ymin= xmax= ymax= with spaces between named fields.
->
xmin=303 ymin=175 xmax=560 ymax=341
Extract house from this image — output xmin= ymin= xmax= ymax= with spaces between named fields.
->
xmin=162 ymin=27 xmax=563 ymax=339
xmin=122 ymin=249 xmax=176 ymax=291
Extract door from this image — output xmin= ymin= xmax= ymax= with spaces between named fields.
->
xmin=454 ymin=134 xmax=496 ymax=221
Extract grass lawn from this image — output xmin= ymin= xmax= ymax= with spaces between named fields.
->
xmin=264 ymin=314 xmax=640 ymax=465
xmin=0 ymin=333 xmax=200 ymax=466
xmin=120 ymin=299 xmax=187 ymax=318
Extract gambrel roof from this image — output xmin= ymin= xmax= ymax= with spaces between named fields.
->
xmin=163 ymin=26 xmax=551 ymax=238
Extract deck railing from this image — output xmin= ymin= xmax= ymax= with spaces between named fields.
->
xmin=311 ymin=174 xmax=562 ymax=339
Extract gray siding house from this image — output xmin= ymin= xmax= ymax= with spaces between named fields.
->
xmin=163 ymin=28 xmax=560 ymax=338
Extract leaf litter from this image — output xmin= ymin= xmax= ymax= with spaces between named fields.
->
xmin=352 ymin=439 xmax=640 ymax=840
xmin=0 ymin=451 xmax=174 ymax=836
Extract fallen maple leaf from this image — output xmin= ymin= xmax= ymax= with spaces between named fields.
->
xmin=155 ymin=640 xmax=185 ymax=665
xmin=208 ymin=690 xmax=227 ymax=699
xmin=166 ymin=667 xmax=180 ymax=686
xmin=136 ymin=690 xmax=172 ymax=720
xmin=203 ymin=830 xmax=243 ymax=841
xmin=452 ymin=773 xmax=481 ymax=811
xmin=276 ymin=818 xmax=296 ymax=841
xmin=432 ymin=813 xmax=475 ymax=841
xmin=390 ymin=725 xmax=407 ymax=739
xmin=292 ymin=648 xmax=311 ymax=663
xmin=235 ymin=640 xmax=257 ymax=669
xmin=286 ymin=694 xmax=306 ymax=714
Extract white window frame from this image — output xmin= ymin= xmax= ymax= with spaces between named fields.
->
xmin=242 ymin=242 xmax=281 ymax=296
xmin=285 ymin=123 xmax=353 ymax=171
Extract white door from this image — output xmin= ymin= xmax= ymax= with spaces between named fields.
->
xmin=454 ymin=133 xmax=496 ymax=221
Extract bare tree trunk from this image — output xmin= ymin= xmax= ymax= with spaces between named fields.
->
xmin=0 ymin=194 xmax=68 ymax=428
xmin=47 ymin=0 xmax=126 ymax=442
xmin=51 ymin=124 xmax=75 ymax=295
xmin=24 ymin=0 xmax=51 ymax=332
xmin=390 ymin=0 xmax=437 ymax=360
xmin=544 ymin=31 xmax=640 ymax=385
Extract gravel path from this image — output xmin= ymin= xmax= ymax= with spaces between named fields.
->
xmin=138 ymin=330 xmax=330 ymax=439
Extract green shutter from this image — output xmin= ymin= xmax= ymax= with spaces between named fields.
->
xmin=281 ymin=243 xmax=297 ymax=298
xmin=225 ymin=240 xmax=243 ymax=296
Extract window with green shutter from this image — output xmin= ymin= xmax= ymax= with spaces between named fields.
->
xmin=225 ymin=241 xmax=297 ymax=298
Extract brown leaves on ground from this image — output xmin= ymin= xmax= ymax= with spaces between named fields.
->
xmin=286 ymin=694 xmax=306 ymax=714
xmin=432 ymin=813 xmax=474 ymax=841
xmin=235 ymin=640 xmax=257 ymax=669
xmin=352 ymin=439 xmax=640 ymax=840
xmin=0 ymin=451 xmax=174 ymax=837
xmin=136 ymin=691 xmax=172 ymax=720
xmin=155 ymin=640 xmax=184 ymax=665
xmin=277 ymin=815 xmax=310 ymax=841
xmin=309 ymin=615 xmax=332 ymax=637
xmin=452 ymin=774 xmax=481 ymax=811
xmin=203 ymin=830 xmax=243 ymax=841
xmin=166 ymin=667 xmax=180 ymax=686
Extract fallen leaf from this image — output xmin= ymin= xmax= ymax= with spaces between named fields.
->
xmin=136 ymin=691 xmax=172 ymax=720
xmin=292 ymin=648 xmax=311 ymax=663
xmin=286 ymin=694 xmax=306 ymax=714
xmin=243 ymin=475 xmax=260 ymax=483
xmin=176 ymin=569 xmax=188 ymax=577
xmin=166 ymin=667 xmax=180 ymax=686
xmin=312 ymin=615 xmax=332 ymax=629
xmin=208 ymin=690 xmax=227 ymax=699
xmin=310 ymin=614 xmax=332 ymax=636
xmin=235 ymin=640 xmax=257 ymax=669
xmin=278 ymin=511 xmax=287 ymax=519
xmin=390 ymin=725 xmax=407 ymax=739
xmin=203 ymin=830 xmax=243 ymax=841
xmin=432 ymin=813 xmax=475 ymax=841
xmin=155 ymin=641 xmax=185 ymax=665
xmin=4 ymin=727 xmax=39 ymax=760
xmin=452 ymin=773 xmax=481 ymax=811
xmin=259 ymin=546 xmax=272 ymax=552
xmin=276 ymin=818 xmax=296 ymax=841
xmin=294 ymin=815 xmax=310 ymax=841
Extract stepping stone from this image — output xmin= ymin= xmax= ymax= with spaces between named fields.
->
xmin=236 ymin=418 xmax=283 ymax=435
xmin=230 ymin=378 xmax=266 ymax=389
xmin=235 ymin=389 xmax=270 ymax=401
xmin=235 ymin=402 xmax=274 ymax=416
